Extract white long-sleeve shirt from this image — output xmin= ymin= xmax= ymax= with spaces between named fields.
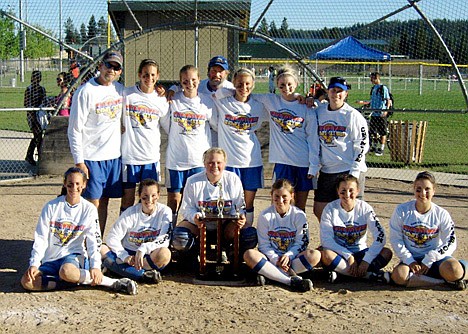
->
xmin=121 ymin=85 xmax=169 ymax=165
xmin=315 ymin=102 xmax=369 ymax=176
xmin=213 ymin=91 xmax=268 ymax=168
xmin=68 ymin=77 xmax=124 ymax=164
xmin=389 ymin=200 xmax=457 ymax=268
xmin=320 ymin=199 xmax=386 ymax=264
xmin=105 ymin=203 xmax=172 ymax=261
xmin=29 ymin=196 xmax=101 ymax=269
xmin=257 ymin=205 xmax=309 ymax=264
xmin=180 ymin=171 xmax=245 ymax=225
xmin=253 ymin=93 xmax=320 ymax=176
xmin=160 ymin=91 xmax=217 ymax=170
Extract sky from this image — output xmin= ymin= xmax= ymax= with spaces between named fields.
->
xmin=1 ymin=0 xmax=466 ymax=40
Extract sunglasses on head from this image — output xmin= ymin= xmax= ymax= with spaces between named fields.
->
xmin=103 ymin=61 xmax=122 ymax=71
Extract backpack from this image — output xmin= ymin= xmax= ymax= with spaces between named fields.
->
xmin=370 ymin=84 xmax=394 ymax=117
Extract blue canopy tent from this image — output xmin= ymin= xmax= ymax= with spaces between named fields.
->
xmin=309 ymin=36 xmax=391 ymax=61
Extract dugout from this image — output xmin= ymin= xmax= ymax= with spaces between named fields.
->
xmin=108 ymin=0 xmax=251 ymax=84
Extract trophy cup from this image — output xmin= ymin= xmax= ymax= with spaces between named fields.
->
xmin=217 ymin=182 xmax=224 ymax=218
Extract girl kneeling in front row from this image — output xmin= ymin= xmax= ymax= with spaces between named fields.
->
xmin=244 ymin=179 xmax=320 ymax=292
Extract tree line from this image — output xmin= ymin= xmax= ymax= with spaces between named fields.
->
xmin=258 ymin=17 xmax=468 ymax=64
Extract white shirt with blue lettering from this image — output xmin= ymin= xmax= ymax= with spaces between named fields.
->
xmin=68 ymin=77 xmax=124 ymax=163
xmin=320 ymin=199 xmax=386 ymax=264
xmin=121 ymin=85 xmax=169 ymax=165
xmin=252 ymin=93 xmax=320 ymax=176
xmin=105 ymin=202 xmax=172 ymax=261
xmin=160 ymin=91 xmax=217 ymax=170
xmin=213 ymin=91 xmax=268 ymax=168
xmin=316 ymin=102 xmax=369 ymax=176
xmin=180 ymin=171 xmax=245 ymax=225
xmin=29 ymin=196 xmax=101 ymax=269
xmin=390 ymin=200 xmax=457 ymax=268
xmin=257 ymin=205 xmax=309 ymax=264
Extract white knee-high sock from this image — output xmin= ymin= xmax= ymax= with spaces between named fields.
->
xmin=79 ymin=269 xmax=117 ymax=287
xmin=253 ymin=258 xmax=291 ymax=285
xmin=406 ymin=272 xmax=445 ymax=288
xmin=291 ymin=255 xmax=314 ymax=274
xmin=328 ymin=255 xmax=350 ymax=275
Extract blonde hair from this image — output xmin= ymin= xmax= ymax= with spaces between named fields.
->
xmin=276 ymin=64 xmax=299 ymax=86
xmin=203 ymin=147 xmax=227 ymax=163
xmin=179 ymin=65 xmax=199 ymax=80
xmin=233 ymin=68 xmax=255 ymax=82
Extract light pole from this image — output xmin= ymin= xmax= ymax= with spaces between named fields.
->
xmin=59 ymin=0 xmax=63 ymax=72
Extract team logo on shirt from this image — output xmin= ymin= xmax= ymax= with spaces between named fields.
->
xmin=270 ymin=109 xmax=304 ymax=134
xmin=268 ymin=229 xmax=296 ymax=252
xmin=333 ymin=224 xmax=367 ymax=246
xmin=50 ymin=220 xmax=85 ymax=246
xmin=403 ymin=224 xmax=438 ymax=246
xmin=198 ymin=200 xmax=233 ymax=216
xmin=96 ymin=96 xmax=123 ymax=119
xmin=224 ymin=114 xmax=258 ymax=133
xmin=174 ymin=110 xmax=206 ymax=134
xmin=127 ymin=102 xmax=162 ymax=128
xmin=128 ymin=228 xmax=161 ymax=246
xmin=318 ymin=122 xmax=347 ymax=144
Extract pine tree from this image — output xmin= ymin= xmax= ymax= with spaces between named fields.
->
xmin=97 ymin=16 xmax=107 ymax=36
xmin=87 ymin=15 xmax=97 ymax=40
xmin=80 ymin=23 xmax=87 ymax=44
xmin=64 ymin=17 xmax=77 ymax=44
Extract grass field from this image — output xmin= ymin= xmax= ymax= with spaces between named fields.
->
xmin=1 ymin=72 xmax=467 ymax=174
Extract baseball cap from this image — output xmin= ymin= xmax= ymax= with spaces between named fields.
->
xmin=208 ymin=55 xmax=229 ymax=71
xmin=103 ymin=50 xmax=123 ymax=66
xmin=328 ymin=76 xmax=349 ymax=91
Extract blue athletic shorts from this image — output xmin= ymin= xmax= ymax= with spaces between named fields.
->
xmin=273 ymin=163 xmax=314 ymax=192
xmin=165 ymin=167 xmax=204 ymax=193
xmin=226 ymin=166 xmax=263 ymax=191
xmin=84 ymin=158 xmax=123 ymax=199
xmin=315 ymin=171 xmax=365 ymax=203
xmin=122 ymin=162 xmax=160 ymax=189
xmin=39 ymin=253 xmax=89 ymax=277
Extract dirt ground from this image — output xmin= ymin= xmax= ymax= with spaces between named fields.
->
xmin=0 ymin=175 xmax=467 ymax=333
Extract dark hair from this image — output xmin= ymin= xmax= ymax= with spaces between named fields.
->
xmin=370 ymin=72 xmax=381 ymax=78
xmin=414 ymin=171 xmax=436 ymax=185
xmin=63 ymin=167 xmax=87 ymax=183
xmin=271 ymin=178 xmax=294 ymax=195
xmin=31 ymin=70 xmax=42 ymax=82
xmin=335 ymin=173 xmax=359 ymax=190
xmin=138 ymin=59 xmax=159 ymax=74
xmin=138 ymin=178 xmax=160 ymax=196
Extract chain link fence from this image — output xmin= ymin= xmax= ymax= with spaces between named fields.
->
xmin=0 ymin=0 xmax=467 ymax=185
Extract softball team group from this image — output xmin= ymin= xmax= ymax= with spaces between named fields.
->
xmin=21 ymin=51 xmax=467 ymax=295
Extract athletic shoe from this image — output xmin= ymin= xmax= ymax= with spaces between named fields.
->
xmin=290 ymin=276 xmax=313 ymax=292
xmin=368 ymin=271 xmax=390 ymax=284
xmin=143 ymin=270 xmax=162 ymax=284
xmin=375 ymin=148 xmax=384 ymax=156
xmin=328 ymin=271 xmax=338 ymax=283
xmin=256 ymin=274 xmax=266 ymax=286
xmin=112 ymin=278 xmax=138 ymax=295
xmin=370 ymin=146 xmax=376 ymax=153
xmin=452 ymin=279 xmax=467 ymax=291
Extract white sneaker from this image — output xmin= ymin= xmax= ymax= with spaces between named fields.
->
xmin=328 ymin=271 xmax=338 ymax=283
xmin=112 ymin=278 xmax=138 ymax=295
xmin=368 ymin=271 xmax=390 ymax=284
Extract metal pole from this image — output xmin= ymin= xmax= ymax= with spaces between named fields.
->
xmin=19 ymin=0 xmax=25 ymax=82
xmin=59 ymin=0 xmax=63 ymax=72
xmin=408 ymin=0 xmax=468 ymax=111
xmin=194 ymin=0 xmax=199 ymax=68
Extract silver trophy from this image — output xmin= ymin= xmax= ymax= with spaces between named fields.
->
xmin=217 ymin=182 xmax=224 ymax=217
